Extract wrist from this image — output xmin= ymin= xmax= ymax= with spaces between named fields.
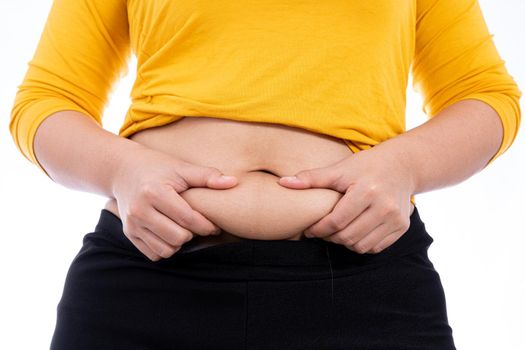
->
xmin=107 ymin=136 xmax=148 ymax=199
xmin=372 ymin=134 xmax=420 ymax=196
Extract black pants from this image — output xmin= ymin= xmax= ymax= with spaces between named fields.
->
xmin=50 ymin=206 xmax=456 ymax=350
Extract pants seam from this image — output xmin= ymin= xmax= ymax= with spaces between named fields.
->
xmin=324 ymin=243 xmax=334 ymax=307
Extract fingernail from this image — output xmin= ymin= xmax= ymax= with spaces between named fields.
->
xmin=220 ymin=175 xmax=235 ymax=181
xmin=281 ymin=176 xmax=300 ymax=183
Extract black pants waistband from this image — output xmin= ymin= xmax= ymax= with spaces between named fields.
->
xmin=93 ymin=205 xmax=434 ymax=269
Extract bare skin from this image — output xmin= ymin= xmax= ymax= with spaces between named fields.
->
xmin=104 ymin=116 xmax=411 ymax=241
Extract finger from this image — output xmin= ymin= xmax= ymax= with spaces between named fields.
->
xmin=305 ymin=190 xmax=369 ymax=238
xmin=370 ymin=230 xmax=404 ymax=254
xmin=279 ymin=165 xmax=346 ymax=192
xmin=323 ymin=206 xmax=384 ymax=246
xmin=143 ymin=208 xmax=196 ymax=246
xmin=154 ymin=186 xmax=221 ymax=236
xmin=350 ymin=222 xmax=393 ymax=254
xmin=176 ymin=162 xmax=238 ymax=189
xmin=127 ymin=235 xmax=161 ymax=262
xmin=136 ymin=225 xmax=182 ymax=259
xmin=352 ymin=206 xmax=411 ymax=254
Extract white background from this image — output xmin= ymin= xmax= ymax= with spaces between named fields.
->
xmin=1 ymin=1 xmax=524 ymax=349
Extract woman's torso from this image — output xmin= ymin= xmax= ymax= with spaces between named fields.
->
xmin=104 ymin=117 xmax=414 ymax=241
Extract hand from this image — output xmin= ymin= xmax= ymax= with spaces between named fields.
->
xmin=111 ymin=144 xmax=239 ymax=261
xmin=277 ymin=145 xmax=415 ymax=254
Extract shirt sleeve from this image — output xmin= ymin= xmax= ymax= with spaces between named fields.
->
xmin=411 ymin=0 xmax=522 ymax=168
xmin=8 ymin=0 xmax=131 ymax=178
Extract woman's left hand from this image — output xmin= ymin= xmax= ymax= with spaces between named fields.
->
xmin=277 ymin=145 xmax=416 ymax=254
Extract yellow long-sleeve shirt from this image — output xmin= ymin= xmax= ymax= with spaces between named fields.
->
xmin=9 ymin=0 xmax=522 ymax=186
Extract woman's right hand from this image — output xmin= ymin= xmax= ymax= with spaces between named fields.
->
xmin=110 ymin=144 xmax=239 ymax=261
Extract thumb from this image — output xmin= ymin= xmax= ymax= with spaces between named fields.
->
xmin=279 ymin=166 xmax=341 ymax=190
xmin=177 ymin=163 xmax=238 ymax=189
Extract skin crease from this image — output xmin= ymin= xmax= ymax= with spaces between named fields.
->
xmin=178 ymin=171 xmax=343 ymax=240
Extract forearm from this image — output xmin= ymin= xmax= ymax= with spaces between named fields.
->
xmin=33 ymin=110 xmax=144 ymax=197
xmin=374 ymin=99 xmax=504 ymax=195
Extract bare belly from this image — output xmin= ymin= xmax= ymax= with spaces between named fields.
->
xmin=104 ymin=116 xmax=412 ymax=241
